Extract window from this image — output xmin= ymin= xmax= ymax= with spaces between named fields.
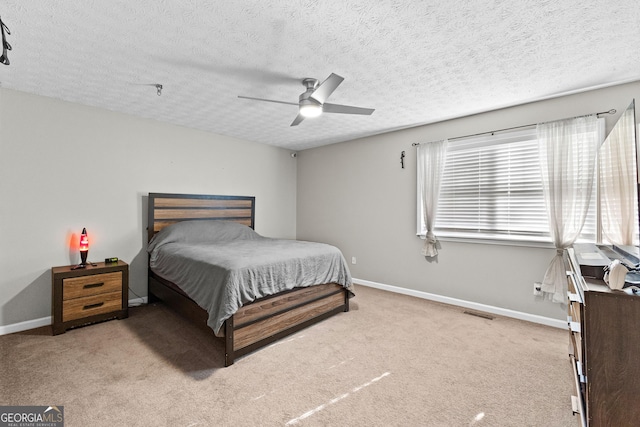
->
xmin=417 ymin=121 xmax=605 ymax=245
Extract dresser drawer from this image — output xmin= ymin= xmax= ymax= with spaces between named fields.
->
xmin=569 ymin=300 xmax=582 ymax=324
xmin=569 ymin=331 xmax=579 ymax=358
xmin=63 ymin=272 xmax=122 ymax=300
xmin=62 ymin=291 xmax=123 ymax=322
xmin=571 ymin=331 xmax=583 ymax=365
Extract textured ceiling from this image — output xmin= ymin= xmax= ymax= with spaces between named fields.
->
xmin=1 ymin=1 xmax=640 ymax=150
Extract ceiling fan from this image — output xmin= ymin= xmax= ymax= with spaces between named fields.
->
xmin=238 ymin=73 xmax=375 ymax=126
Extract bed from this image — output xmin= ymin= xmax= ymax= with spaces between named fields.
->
xmin=146 ymin=192 xmax=353 ymax=366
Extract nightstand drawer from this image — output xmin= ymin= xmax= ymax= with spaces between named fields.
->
xmin=52 ymin=261 xmax=129 ymax=335
xmin=63 ymin=272 xmax=122 ymax=300
xmin=63 ymin=291 xmax=123 ymax=322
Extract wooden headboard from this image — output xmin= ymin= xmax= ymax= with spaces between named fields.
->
xmin=147 ymin=193 xmax=255 ymax=242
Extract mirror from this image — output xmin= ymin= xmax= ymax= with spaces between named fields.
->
xmin=599 ymin=100 xmax=638 ymax=258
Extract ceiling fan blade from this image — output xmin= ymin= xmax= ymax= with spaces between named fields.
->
xmin=290 ymin=113 xmax=305 ymax=127
xmin=322 ymin=103 xmax=375 ymax=115
xmin=310 ymin=73 xmax=344 ymax=104
xmin=238 ymin=95 xmax=298 ymax=106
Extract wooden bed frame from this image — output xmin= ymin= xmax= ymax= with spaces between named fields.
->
xmin=147 ymin=192 xmax=350 ymax=366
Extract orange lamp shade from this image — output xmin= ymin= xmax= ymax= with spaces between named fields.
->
xmin=79 ymin=228 xmax=89 ymax=265
xmin=79 ymin=229 xmax=89 ymax=251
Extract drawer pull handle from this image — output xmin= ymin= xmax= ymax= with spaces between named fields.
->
xmin=83 ymin=302 xmax=104 ymax=310
xmin=83 ymin=282 xmax=104 ymax=289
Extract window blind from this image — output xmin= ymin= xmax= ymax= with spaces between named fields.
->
xmin=417 ymin=125 xmax=599 ymax=244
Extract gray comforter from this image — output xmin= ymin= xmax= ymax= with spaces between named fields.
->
xmin=148 ymin=220 xmax=353 ymax=334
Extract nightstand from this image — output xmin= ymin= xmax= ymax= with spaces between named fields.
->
xmin=51 ymin=261 xmax=129 ymax=335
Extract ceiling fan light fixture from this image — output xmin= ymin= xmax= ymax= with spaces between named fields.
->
xmin=238 ymin=73 xmax=373 ymax=127
xmin=299 ymin=102 xmax=323 ymax=118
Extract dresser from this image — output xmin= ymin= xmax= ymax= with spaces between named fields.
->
xmin=52 ymin=261 xmax=129 ymax=335
xmin=566 ymin=247 xmax=640 ymax=426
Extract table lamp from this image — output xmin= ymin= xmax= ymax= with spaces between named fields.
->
xmin=79 ymin=228 xmax=89 ymax=267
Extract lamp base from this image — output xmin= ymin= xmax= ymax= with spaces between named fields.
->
xmin=70 ymin=261 xmax=98 ymax=270
xmin=71 ymin=249 xmax=97 ymax=269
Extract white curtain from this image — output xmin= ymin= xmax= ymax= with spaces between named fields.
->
xmin=417 ymin=139 xmax=448 ymax=257
xmin=538 ymin=116 xmax=600 ymax=302
xmin=600 ymin=105 xmax=636 ymax=245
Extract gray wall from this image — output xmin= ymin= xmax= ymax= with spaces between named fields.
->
xmin=296 ymin=81 xmax=640 ymax=321
xmin=3 ymin=80 xmax=639 ymax=330
xmin=0 ymin=88 xmax=297 ymax=329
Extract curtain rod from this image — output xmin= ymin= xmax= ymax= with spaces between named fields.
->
xmin=411 ymin=108 xmax=617 ymax=147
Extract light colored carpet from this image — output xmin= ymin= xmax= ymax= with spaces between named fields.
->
xmin=0 ymin=284 xmax=578 ymax=426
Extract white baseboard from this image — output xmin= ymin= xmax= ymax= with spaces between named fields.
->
xmin=0 ymin=316 xmax=53 ymax=336
xmin=2 ymin=285 xmax=564 ymax=335
xmin=0 ymin=297 xmax=149 ymax=336
xmin=128 ymin=296 xmax=148 ymax=306
xmin=353 ymin=277 xmax=567 ymax=329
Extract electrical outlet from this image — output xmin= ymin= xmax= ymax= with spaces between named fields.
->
xmin=533 ymin=282 xmax=543 ymax=296
xmin=351 ymin=256 xmax=357 ymax=265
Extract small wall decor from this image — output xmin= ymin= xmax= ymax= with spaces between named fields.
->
xmin=0 ymin=15 xmax=11 ymax=65
xmin=400 ymin=151 xmax=405 ymax=168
